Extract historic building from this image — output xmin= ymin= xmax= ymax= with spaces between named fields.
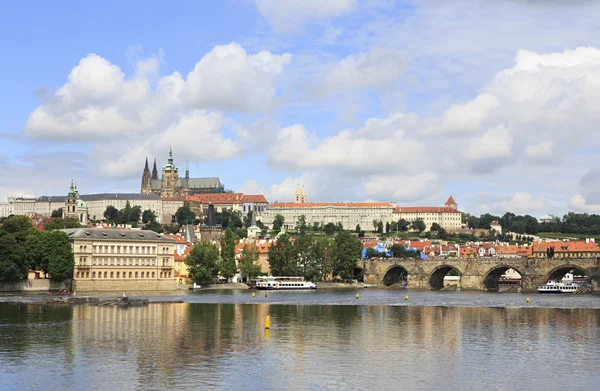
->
xmin=392 ymin=196 xmax=462 ymax=231
xmin=261 ymin=188 xmax=462 ymax=232
xmin=62 ymin=180 xmax=89 ymax=225
xmin=141 ymin=148 xmax=224 ymax=198
xmin=65 ymin=228 xmax=176 ymax=291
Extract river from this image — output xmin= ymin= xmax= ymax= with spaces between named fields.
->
xmin=1 ymin=289 xmax=600 ymax=390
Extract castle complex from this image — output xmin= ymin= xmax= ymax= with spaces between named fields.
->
xmin=141 ymin=148 xmax=224 ymax=198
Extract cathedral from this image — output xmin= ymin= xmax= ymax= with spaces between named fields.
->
xmin=141 ymin=148 xmax=224 ymax=198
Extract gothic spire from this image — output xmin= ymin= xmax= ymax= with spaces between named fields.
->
xmin=185 ymin=157 xmax=189 ymax=180
xmin=144 ymin=156 xmax=149 ymax=171
xmin=151 ymin=158 xmax=158 ymax=180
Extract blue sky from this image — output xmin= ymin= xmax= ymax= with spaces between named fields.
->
xmin=2 ymin=0 xmax=600 ymax=217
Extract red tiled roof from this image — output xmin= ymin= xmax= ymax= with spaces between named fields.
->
xmin=271 ymin=202 xmax=394 ymax=208
xmin=445 ymin=195 xmax=457 ymax=205
xmin=532 ymin=241 xmax=600 ymax=253
xmin=393 ymin=206 xmax=460 ymax=213
xmin=242 ymin=194 xmax=268 ymax=203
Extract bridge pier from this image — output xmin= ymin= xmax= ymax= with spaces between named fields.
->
xmin=406 ymin=273 xmax=428 ymax=289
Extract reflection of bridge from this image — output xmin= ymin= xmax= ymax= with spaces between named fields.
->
xmin=359 ymin=257 xmax=600 ymax=292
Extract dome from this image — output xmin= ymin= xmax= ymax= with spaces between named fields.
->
xmin=77 ymin=199 xmax=88 ymax=209
xmin=539 ymin=214 xmax=553 ymax=221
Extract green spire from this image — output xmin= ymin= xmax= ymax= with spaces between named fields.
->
xmin=163 ymin=146 xmax=177 ymax=171
xmin=185 ymin=157 xmax=189 ymax=179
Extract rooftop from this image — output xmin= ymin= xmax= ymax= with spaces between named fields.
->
xmin=62 ymin=228 xmax=174 ymax=242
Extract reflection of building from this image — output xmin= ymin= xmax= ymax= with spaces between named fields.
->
xmin=64 ymin=228 xmax=176 ymax=291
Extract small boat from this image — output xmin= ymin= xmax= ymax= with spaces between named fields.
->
xmin=255 ymin=276 xmax=316 ymax=290
xmin=58 ymin=289 xmax=70 ymax=295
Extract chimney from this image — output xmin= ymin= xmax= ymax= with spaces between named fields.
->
xmin=586 ymin=238 xmax=590 ymax=244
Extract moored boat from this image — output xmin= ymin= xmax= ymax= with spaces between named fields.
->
xmin=255 ymin=276 xmax=316 ymax=290
xmin=537 ymin=280 xmax=583 ymax=293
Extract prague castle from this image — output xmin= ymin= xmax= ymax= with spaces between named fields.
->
xmin=141 ymin=148 xmax=224 ymax=198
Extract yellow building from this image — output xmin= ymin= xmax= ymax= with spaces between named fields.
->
xmin=64 ymin=228 xmax=176 ymax=291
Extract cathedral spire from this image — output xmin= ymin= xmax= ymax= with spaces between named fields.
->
xmin=185 ymin=157 xmax=189 ymax=180
xmin=151 ymin=158 xmax=158 ymax=180
xmin=144 ymin=156 xmax=149 ymax=171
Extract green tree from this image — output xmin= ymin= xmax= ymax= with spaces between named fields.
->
xmin=142 ymin=209 xmax=157 ymax=224
xmin=397 ymin=219 xmax=409 ymax=232
xmin=104 ymin=205 xmax=118 ymax=223
xmin=267 ymin=232 xmax=296 ymax=276
xmin=147 ymin=221 xmax=164 ymax=233
xmin=272 ymin=214 xmax=284 ymax=231
xmin=51 ymin=208 xmax=63 ymax=218
xmin=385 ymin=222 xmax=391 ymax=234
xmin=0 ymin=216 xmax=33 ymax=281
xmin=355 ymin=224 xmax=361 ymax=233
xmin=44 ymin=217 xmax=81 ymax=230
xmin=377 ymin=221 xmax=384 ymax=234
xmin=186 ymin=242 xmax=220 ymax=285
xmin=243 ymin=210 xmax=254 ymax=228
xmin=323 ymin=222 xmax=336 ymax=236
xmin=219 ymin=228 xmax=237 ymax=281
xmin=312 ymin=236 xmax=334 ymax=280
xmin=175 ymin=205 xmax=196 ymax=226
xmin=430 ymin=222 xmax=442 ymax=231
xmin=296 ymin=215 xmax=308 ymax=235
xmin=412 ymin=218 xmax=426 ymax=232
xmin=332 ymin=231 xmax=362 ymax=281
xmin=295 ymin=234 xmax=320 ymax=281
xmin=44 ymin=231 xmax=74 ymax=280
xmin=238 ymin=245 xmax=262 ymax=281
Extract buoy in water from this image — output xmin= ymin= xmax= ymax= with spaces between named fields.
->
xmin=252 ymin=292 xmax=255 ymax=297
xmin=405 ymin=295 xmax=408 ymax=301
xmin=265 ymin=293 xmax=268 ymax=298
xmin=526 ymin=297 xmax=530 ymax=303
xmin=265 ymin=315 xmax=271 ymax=329
xmin=356 ymin=293 xmax=359 ymax=299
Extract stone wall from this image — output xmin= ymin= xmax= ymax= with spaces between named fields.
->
xmin=0 ymin=279 xmax=71 ymax=292
xmin=72 ymin=279 xmax=177 ymax=292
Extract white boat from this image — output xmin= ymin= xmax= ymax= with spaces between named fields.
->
xmin=255 ymin=276 xmax=316 ymax=290
xmin=537 ymin=280 xmax=582 ymax=294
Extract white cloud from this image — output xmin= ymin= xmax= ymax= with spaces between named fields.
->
xmin=437 ymin=93 xmax=500 ymax=134
xmin=568 ymin=194 xmax=600 ymax=214
xmin=469 ymin=192 xmax=562 ymax=216
xmin=525 ymin=141 xmax=554 ymax=160
xmin=237 ymin=180 xmax=267 ymax=197
xmin=362 ymin=172 xmax=443 ymax=203
xmin=254 ymin=0 xmax=356 ymax=32
xmin=318 ymin=47 xmax=407 ymax=96
xmin=462 ymin=125 xmax=512 ymax=161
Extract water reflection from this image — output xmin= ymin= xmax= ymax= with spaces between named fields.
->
xmin=0 ymin=303 xmax=599 ymax=390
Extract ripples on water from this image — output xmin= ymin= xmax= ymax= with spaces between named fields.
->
xmin=1 ymin=290 xmax=600 ymax=391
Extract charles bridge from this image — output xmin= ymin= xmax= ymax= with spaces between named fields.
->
xmin=358 ymin=257 xmax=600 ymax=292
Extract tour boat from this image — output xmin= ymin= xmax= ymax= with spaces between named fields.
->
xmin=537 ymin=280 xmax=583 ymax=294
xmin=255 ymin=276 xmax=317 ymax=290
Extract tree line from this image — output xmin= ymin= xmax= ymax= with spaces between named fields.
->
xmin=0 ymin=215 xmax=74 ymax=282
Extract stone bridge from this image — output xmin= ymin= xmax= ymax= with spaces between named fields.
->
xmin=359 ymin=257 xmax=600 ymax=292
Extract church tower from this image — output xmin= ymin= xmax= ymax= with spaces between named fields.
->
xmin=141 ymin=157 xmax=152 ymax=194
xmin=444 ymin=195 xmax=458 ymax=211
xmin=161 ymin=147 xmax=179 ymax=197
xmin=151 ymin=158 xmax=158 ymax=180
xmin=295 ymin=184 xmax=302 ymax=203
xmin=301 ymin=185 xmax=307 ymax=203
xmin=63 ymin=180 xmax=88 ymax=224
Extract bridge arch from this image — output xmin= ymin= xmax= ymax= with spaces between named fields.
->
xmin=545 ymin=264 xmax=590 ymax=283
xmin=482 ymin=265 xmax=524 ymax=291
xmin=353 ymin=266 xmax=364 ymax=282
xmin=429 ymin=265 xmax=462 ymax=290
xmin=382 ymin=265 xmax=409 ymax=287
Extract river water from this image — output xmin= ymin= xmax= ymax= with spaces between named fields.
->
xmin=1 ymin=289 xmax=600 ymax=390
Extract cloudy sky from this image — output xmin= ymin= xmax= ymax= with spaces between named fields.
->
xmin=2 ymin=0 xmax=600 ymax=217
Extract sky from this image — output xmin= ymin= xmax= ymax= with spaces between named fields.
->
xmin=2 ymin=0 xmax=600 ymax=218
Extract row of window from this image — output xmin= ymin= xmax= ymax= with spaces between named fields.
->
xmin=75 ymin=270 xmax=172 ymax=279
xmin=80 ymin=245 xmax=171 ymax=255
xmin=78 ymin=258 xmax=172 ymax=266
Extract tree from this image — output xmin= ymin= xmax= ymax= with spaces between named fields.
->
xmin=147 ymin=221 xmax=163 ymax=233
xmin=377 ymin=221 xmax=383 ymax=234
xmin=219 ymin=228 xmax=237 ymax=281
xmin=44 ymin=231 xmax=74 ymax=280
xmin=243 ymin=210 xmax=254 ymax=228
xmin=51 ymin=208 xmax=63 ymax=218
xmin=412 ymin=218 xmax=426 ymax=232
xmin=323 ymin=222 xmax=336 ymax=236
xmin=239 ymin=245 xmax=262 ymax=281
xmin=0 ymin=216 xmax=33 ymax=281
xmin=355 ymin=224 xmax=361 ymax=233
xmin=332 ymin=231 xmax=362 ymax=281
xmin=385 ymin=222 xmax=391 ymax=234
xmin=142 ymin=209 xmax=157 ymax=224
xmin=296 ymin=215 xmax=308 ymax=235
xmin=267 ymin=233 xmax=296 ymax=276
xmin=44 ymin=218 xmax=81 ymax=230
xmin=295 ymin=234 xmax=320 ymax=281
xmin=186 ymin=242 xmax=220 ymax=284
xmin=312 ymin=236 xmax=334 ymax=280
xmin=104 ymin=205 xmax=118 ymax=223
xmin=272 ymin=214 xmax=285 ymax=231
xmin=175 ymin=205 xmax=196 ymax=226
xmin=430 ymin=222 xmax=442 ymax=231
xmin=397 ymin=219 xmax=409 ymax=232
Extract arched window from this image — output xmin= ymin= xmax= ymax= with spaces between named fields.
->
xmin=152 ymin=272 xmax=155 ymax=278
xmin=104 ymin=271 xmax=107 ymax=278
xmin=92 ymin=272 xmax=96 ymax=278
xmin=140 ymin=272 xmax=144 ymax=278
xmin=86 ymin=272 xmax=89 ymax=278
xmin=129 ymin=272 xmax=132 ymax=278
xmin=76 ymin=272 xmax=80 ymax=278
xmin=110 ymin=272 xmax=114 ymax=278
xmin=135 ymin=272 xmax=138 ymax=278
xmin=116 ymin=271 xmax=120 ymax=278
